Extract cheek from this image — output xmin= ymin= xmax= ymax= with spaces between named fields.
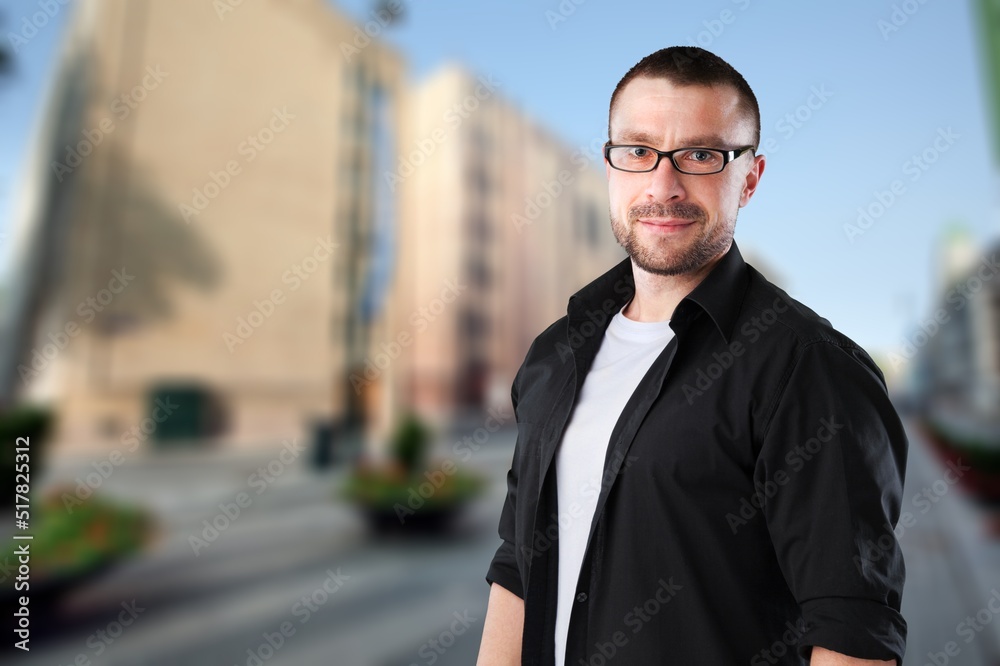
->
xmin=609 ymin=179 xmax=641 ymax=210
xmin=607 ymin=186 xmax=628 ymax=216
xmin=700 ymin=182 xmax=740 ymax=212
xmin=723 ymin=177 xmax=746 ymax=204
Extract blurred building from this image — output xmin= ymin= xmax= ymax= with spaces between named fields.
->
xmin=0 ymin=0 xmax=404 ymax=454
xmin=0 ymin=0 xmax=624 ymax=459
xmin=916 ymin=228 xmax=1000 ymax=422
xmin=389 ymin=64 xmax=624 ymax=433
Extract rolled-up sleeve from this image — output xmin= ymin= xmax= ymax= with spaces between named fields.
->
xmin=756 ymin=340 xmax=908 ymax=664
xmin=485 ymin=472 xmax=523 ymax=599
xmin=485 ymin=372 xmax=525 ymax=599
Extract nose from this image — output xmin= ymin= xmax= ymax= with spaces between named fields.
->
xmin=643 ymin=154 xmax=686 ymax=203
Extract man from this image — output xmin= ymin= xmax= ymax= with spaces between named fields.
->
xmin=477 ymin=46 xmax=907 ymax=665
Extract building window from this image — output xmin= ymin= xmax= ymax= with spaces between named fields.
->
xmin=586 ymin=204 xmax=600 ymax=246
xmin=467 ymin=257 xmax=491 ymax=288
xmin=460 ymin=308 xmax=489 ymax=338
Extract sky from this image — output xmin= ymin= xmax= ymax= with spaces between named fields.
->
xmin=0 ymin=0 xmax=70 ymax=269
xmin=0 ymin=0 xmax=995 ymax=358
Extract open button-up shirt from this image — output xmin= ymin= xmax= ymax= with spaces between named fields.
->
xmin=485 ymin=239 xmax=907 ymax=665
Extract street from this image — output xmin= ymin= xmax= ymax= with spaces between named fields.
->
xmin=3 ymin=416 xmax=999 ymax=665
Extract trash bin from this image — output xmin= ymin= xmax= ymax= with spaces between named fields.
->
xmin=310 ymin=418 xmax=335 ymax=469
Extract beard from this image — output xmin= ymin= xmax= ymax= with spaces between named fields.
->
xmin=610 ymin=200 xmax=736 ymax=276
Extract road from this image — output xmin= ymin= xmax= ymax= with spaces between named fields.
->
xmin=3 ymin=415 xmax=999 ymax=665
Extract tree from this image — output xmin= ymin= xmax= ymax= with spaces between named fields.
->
xmin=0 ymin=11 xmax=12 ymax=78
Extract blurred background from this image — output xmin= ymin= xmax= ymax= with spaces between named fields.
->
xmin=0 ymin=0 xmax=997 ymax=664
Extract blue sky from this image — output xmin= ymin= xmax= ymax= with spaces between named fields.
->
xmin=0 ymin=0 xmax=70 ymax=262
xmin=0 ymin=0 xmax=994 ymax=357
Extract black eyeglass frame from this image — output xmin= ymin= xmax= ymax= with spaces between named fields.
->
xmin=603 ymin=142 xmax=755 ymax=175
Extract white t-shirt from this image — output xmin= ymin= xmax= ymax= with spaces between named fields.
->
xmin=553 ymin=298 xmax=675 ymax=666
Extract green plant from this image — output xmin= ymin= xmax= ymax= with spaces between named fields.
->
xmin=925 ymin=418 xmax=1000 ymax=473
xmin=391 ymin=411 xmax=432 ymax=473
xmin=0 ymin=404 xmax=55 ymax=507
xmin=338 ymin=412 xmax=487 ymax=530
xmin=0 ymin=490 xmax=153 ymax=582
xmin=339 ymin=463 xmax=486 ymax=509
xmin=0 ymin=404 xmax=54 ymax=458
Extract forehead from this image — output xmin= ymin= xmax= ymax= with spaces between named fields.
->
xmin=611 ymin=76 xmax=747 ymax=146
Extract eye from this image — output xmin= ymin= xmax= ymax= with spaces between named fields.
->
xmin=608 ymin=145 xmax=658 ymax=170
xmin=677 ymin=149 xmax=722 ymax=166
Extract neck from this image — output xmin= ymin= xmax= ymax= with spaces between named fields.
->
xmin=622 ymin=249 xmax=727 ymax=322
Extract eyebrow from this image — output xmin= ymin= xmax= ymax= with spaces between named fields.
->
xmin=615 ymin=129 xmax=659 ymax=144
xmin=614 ymin=130 xmax=734 ymax=148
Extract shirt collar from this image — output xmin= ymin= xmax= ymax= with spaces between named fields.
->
xmin=566 ymin=239 xmax=750 ymax=344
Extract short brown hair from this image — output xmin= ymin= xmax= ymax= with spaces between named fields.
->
xmin=608 ymin=46 xmax=760 ymax=152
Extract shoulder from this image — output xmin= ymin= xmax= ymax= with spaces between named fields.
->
xmin=514 ymin=315 xmax=572 ymax=382
xmin=740 ymin=264 xmax=884 ymax=384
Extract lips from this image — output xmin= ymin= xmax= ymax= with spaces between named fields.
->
xmin=639 ymin=218 xmax=694 ymax=227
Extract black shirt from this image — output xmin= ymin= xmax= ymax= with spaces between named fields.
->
xmin=485 ymin=240 xmax=907 ymax=665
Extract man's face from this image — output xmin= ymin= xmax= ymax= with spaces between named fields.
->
xmin=606 ymin=76 xmax=764 ymax=276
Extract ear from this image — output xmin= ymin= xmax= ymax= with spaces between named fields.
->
xmin=739 ymin=153 xmax=766 ymax=207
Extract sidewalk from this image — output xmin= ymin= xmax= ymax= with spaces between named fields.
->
xmin=900 ymin=418 xmax=1000 ymax=665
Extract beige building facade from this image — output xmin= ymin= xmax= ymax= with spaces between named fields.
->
xmin=4 ymin=0 xmax=404 ymax=454
xmin=4 ymin=0 xmax=628 ymax=459
xmin=390 ymin=64 xmax=624 ymax=432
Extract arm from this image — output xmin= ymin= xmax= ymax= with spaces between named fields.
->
xmin=480 ymin=366 xmax=528 ymax=664
xmin=810 ymin=646 xmax=894 ymax=665
xmin=758 ymin=341 xmax=908 ymax=664
xmin=476 ymin=582 xmax=524 ymax=666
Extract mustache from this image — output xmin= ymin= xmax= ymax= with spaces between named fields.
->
xmin=628 ymin=202 xmax=706 ymax=223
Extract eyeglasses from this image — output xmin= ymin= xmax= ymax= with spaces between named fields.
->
xmin=604 ymin=142 xmax=755 ymax=175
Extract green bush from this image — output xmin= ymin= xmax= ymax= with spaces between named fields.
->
xmin=0 ymin=404 xmax=55 ymax=507
xmin=339 ymin=411 xmax=486 ymax=514
xmin=925 ymin=418 xmax=1000 ymax=473
xmin=0 ymin=490 xmax=153 ymax=582
xmin=391 ymin=411 xmax=431 ymax=473
xmin=339 ymin=464 xmax=486 ymax=510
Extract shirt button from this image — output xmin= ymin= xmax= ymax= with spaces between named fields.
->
xmin=576 ymin=592 xmax=588 ymax=603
